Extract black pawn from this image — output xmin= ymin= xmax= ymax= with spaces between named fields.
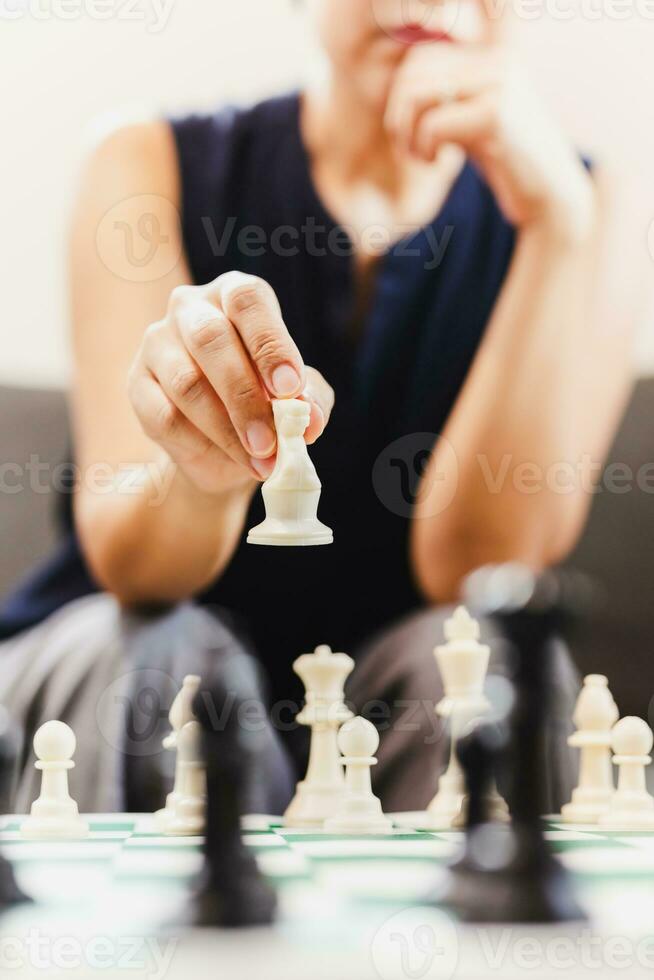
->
xmin=191 ymin=657 xmax=277 ymax=928
xmin=438 ymin=720 xmax=517 ymax=921
xmin=444 ymin=563 xmax=586 ymax=924
xmin=0 ymin=714 xmax=31 ymax=908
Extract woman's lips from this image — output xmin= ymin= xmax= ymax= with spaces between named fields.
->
xmin=388 ymin=24 xmax=453 ymax=45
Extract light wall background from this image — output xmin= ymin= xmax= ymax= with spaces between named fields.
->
xmin=1 ymin=0 xmax=653 ymax=389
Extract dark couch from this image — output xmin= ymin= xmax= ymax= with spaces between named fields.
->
xmin=1 ymin=382 xmax=653 ymax=720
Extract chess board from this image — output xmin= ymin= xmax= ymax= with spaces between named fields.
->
xmin=1 ymin=813 xmax=654 ymax=980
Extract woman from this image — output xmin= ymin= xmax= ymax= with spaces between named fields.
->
xmin=0 ymin=0 xmax=642 ymax=813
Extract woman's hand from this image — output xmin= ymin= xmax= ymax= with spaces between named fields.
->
xmin=385 ymin=22 xmax=595 ymax=238
xmin=128 ymin=271 xmax=334 ymax=495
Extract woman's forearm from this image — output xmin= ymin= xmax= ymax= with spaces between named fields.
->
xmin=75 ymin=454 xmax=255 ymax=604
xmin=412 ymin=210 xmax=634 ymax=601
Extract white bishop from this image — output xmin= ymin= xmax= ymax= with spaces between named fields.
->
xmin=561 ymin=674 xmax=618 ymax=824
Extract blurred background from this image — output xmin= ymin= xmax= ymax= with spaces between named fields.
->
xmin=1 ymin=0 xmax=654 ymax=719
xmin=1 ymin=0 xmax=654 ymax=388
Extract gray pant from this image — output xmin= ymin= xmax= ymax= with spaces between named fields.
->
xmin=0 ymin=596 xmax=580 ymax=815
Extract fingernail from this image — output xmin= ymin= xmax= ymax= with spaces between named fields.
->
xmin=250 ymin=456 xmax=275 ymax=481
xmin=246 ymin=421 xmax=276 ymax=457
xmin=271 ymin=364 xmax=301 ymax=397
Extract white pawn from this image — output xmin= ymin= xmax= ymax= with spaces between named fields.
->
xmin=324 ymin=718 xmax=392 ymax=835
xmin=247 ymin=399 xmax=333 ymax=546
xmin=560 ymin=675 xmax=618 ymax=824
xmin=425 ymin=607 xmax=508 ymax=829
xmin=156 ymin=675 xmax=205 ymax=834
xmin=21 ymin=722 xmax=89 ymax=840
xmin=284 ymin=645 xmax=354 ymax=827
xmin=599 ymin=717 xmax=654 ymax=830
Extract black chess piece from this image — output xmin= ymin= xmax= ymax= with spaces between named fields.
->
xmin=0 ymin=711 xmax=31 ymax=909
xmin=439 ymin=563 xmax=587 ymax=924
xmin=436 ymin=719 xmax=518 ymax=921
xmin=191 ymin=653 xmax=277 ymax=928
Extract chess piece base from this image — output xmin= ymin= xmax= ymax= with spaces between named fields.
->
xmin=422 ymin=796 xmax=465 ymax=830
xmin=451 ymin=789 xmax=510 ymax=829
xmin=426 ymin=762 xmax=467 ymax=827
xmin=560 ymin=793 xmax=613 ymax=824
xmin=436 ymin=823 xmax=586 ymax=924
xmin=21 ymin=814 xmax=89 ymax=840
xmin=193 ymin=865 xmax=277 ymax=928
xmin=162 ymin=796 xmax=206 ymax=837
xmin=154 ymin=793 xmax=179 ymax=831
xmin=247 ymin=518 xmax=333 ymax=547
xmin=324 ymin=792 xmax=393 ymax=835
xmin=284 ymin=780 xmax=344 ymax=827
xmin=426 ymin=782 xmax=508 ymax=831
xmin=598 ymin=807 xmax=654 ymax=830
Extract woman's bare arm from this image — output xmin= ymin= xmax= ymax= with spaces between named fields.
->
xmin=411 ymin=170 xmax=647 ymax=601
xmin=71 ymin=121 xmax=333 ymax=604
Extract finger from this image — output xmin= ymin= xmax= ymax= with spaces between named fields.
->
xmin=132 ymin=371 xmax=262 ymax=483
xmin=145 ymin=340 xmax=256 ymax=471
xmin=391 ymin=65 xmax=498 ymax=152
xmin=300 ymin=368 xmax=335 ymax=445
xmin=215 ymin=272 xmax=305 ymax=398
xmin=412 ymin=97 xmax=495 ymax=160
xmin=172 ymin=296 xmax=278 ymax=461
xmin=130 ymin=370 xmax=217 ymax=463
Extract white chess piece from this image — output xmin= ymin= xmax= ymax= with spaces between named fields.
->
xmin=155 ymin=675 xmax=202 ymax=831
xmin=560 ymin=675 xmax=618 ymax=824
xmin=284 ymin=645 xmax=354 ymax=827
xmin=425 ymin=607 xmax=508 ymax=829
xmin=324 ymin=717 xmax=392 ymax=835
xmin=163 ymin=721 xmax=206 ymax=836
xmin=156 ymin=675 xmax=205 ymax=835
xmin=599 ymin=717 xmax=654 ymax=830
xmin=247 ymin=399 xmax=333 ymax=546
xmin=21 ymin=721 xmax=89 ymax=839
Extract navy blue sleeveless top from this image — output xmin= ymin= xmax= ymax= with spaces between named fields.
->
xmin=0 ymin=94 xmax=515 ymax=703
